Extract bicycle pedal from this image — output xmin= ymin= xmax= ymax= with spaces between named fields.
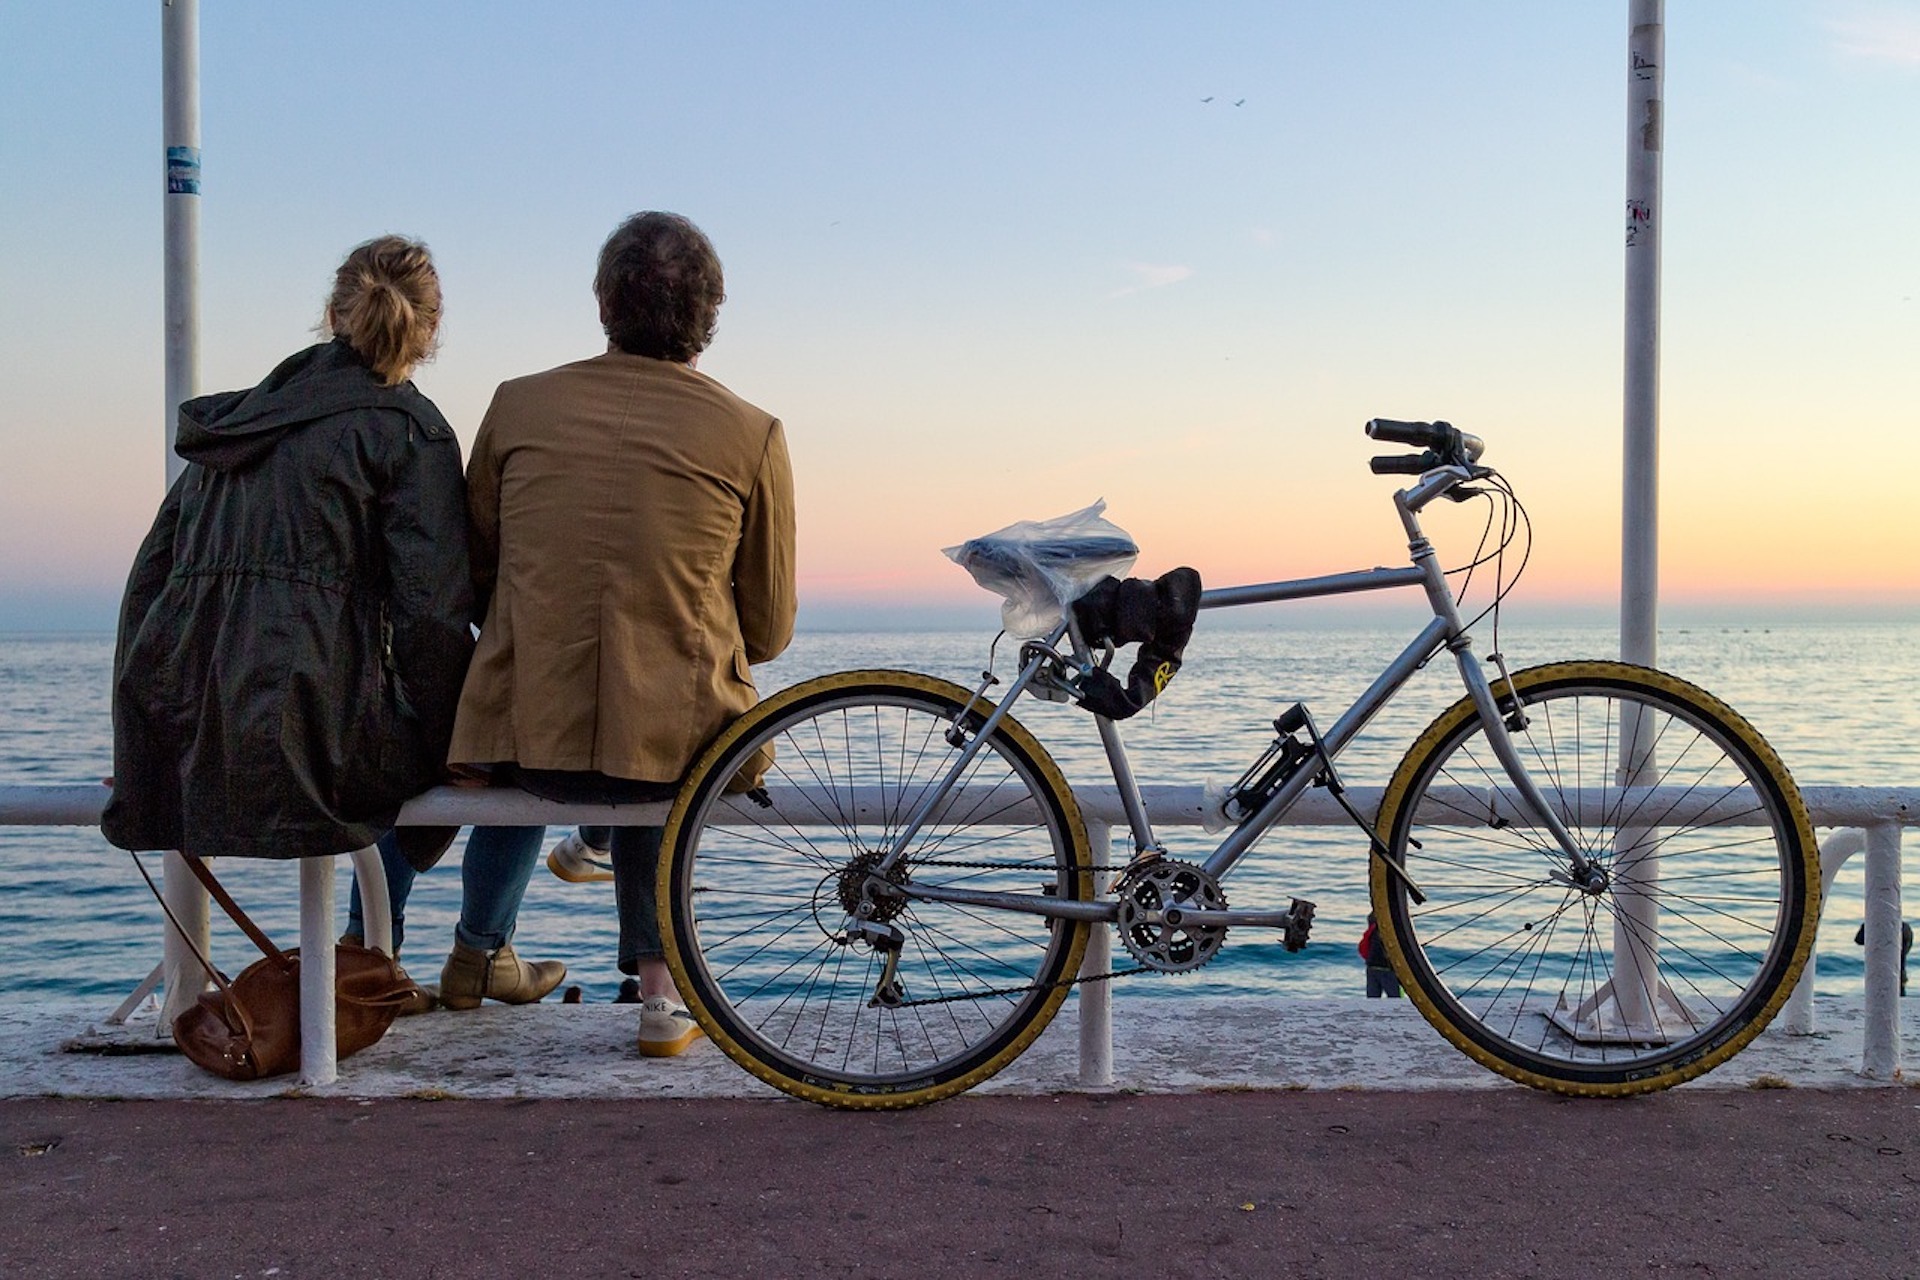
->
xmin=1282 ymin=898 xmax=1316 ymax=952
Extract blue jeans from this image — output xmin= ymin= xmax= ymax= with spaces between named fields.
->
xmin=521 ymin=826 xmax=663 ymax=969
xmin=1365 ymin=966 xmax=1402 ymax=998
xmin=349 ymin=821 xmax=665 ymax=965
xmin=509 ymin=768 xmax=672 ymax=970
xmin=349 ymin=760 xmax=672 ymax=961
xmin=608 ymin=825 xmax=665 ymax=970
xmin=346 ymin=826 xmax=543 ymax=954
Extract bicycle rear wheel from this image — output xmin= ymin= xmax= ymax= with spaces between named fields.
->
xmin=1370 ymin=661 xmax=1818 ymax=1094
xmin=660 ymin=671 xmax=1094 ymax=1108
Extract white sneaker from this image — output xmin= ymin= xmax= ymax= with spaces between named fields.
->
xmin=546 ymin=831 xmax=613 ymax=883
xmin=637 ymin=996 xmax=704 ymax=1058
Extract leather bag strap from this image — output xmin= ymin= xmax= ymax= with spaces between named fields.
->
xmin=176 ymin=853 xmax=290 ymax=964
xmin=128 ymin=851 xmax=236 ymax=996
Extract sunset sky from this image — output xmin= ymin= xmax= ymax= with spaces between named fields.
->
xmin=2 ymin=2 xmax=1916 ymax=631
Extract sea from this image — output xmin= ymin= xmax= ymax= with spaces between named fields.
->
xmin=2 ymin=620 xmax=1915 ymax=1008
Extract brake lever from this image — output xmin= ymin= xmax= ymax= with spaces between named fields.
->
xmin=1444 ymin=465 xmax=1498 ymax=501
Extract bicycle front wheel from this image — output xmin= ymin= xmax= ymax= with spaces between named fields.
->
xmin=660 ymin=671 xmax=1094 ymax=1108
xmin=1371 ymin=661 xmax=1818 ymax=1095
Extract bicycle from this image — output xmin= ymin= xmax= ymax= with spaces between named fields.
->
xmin=658 ymin=420 xmax=1820 ymax=1108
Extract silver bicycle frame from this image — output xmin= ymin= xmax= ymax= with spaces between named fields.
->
xmin=881 ymin=464 xmax=1592 ymax=914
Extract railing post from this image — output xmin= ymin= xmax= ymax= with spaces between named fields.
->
xmin=1077 ymin=824 xmax=1113 ymax=1088
xmin=299 ymin=854 xmax=338 ymax=1086
xmin=348 ymin=845 xmax=393 ymax=954
xmin=1783 ymin=829 xmax=1866 ymax=1035
xmin=1860 ymin=821 xmax=1903 ymax=1080
xmin=159 ymin=851 xmax=211 ymax=1027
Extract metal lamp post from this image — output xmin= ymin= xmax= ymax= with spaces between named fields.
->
xmin=158 ymin=0 xmax=210 ymax=1028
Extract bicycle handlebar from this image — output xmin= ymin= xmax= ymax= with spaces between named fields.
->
xmin=1365 ymin=418 xmax=1448 ymax=448
xmin=1363 ymin=418 xmax=1485 ymax=469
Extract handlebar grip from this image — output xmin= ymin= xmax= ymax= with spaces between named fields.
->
xmin=1366 ymin=418 xmax=1485 ymax=465
xmin=1370 ymin=453 xmax=1434 ymax=475
xmin=1365 ymin=418 xmax=1445 ymax=448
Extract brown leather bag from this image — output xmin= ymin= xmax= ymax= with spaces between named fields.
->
xmin=136 ymin=853 xmax=424 ymax=1081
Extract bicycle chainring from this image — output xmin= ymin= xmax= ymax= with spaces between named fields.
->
xmin=1113 ymin=859 xmax=1228 ymax=973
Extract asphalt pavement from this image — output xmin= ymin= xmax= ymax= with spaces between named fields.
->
xmin=5 ymin=993 xmax=1918 ymax=1278
xmin=4 ymin=1089 xmax=1918 ymax=1279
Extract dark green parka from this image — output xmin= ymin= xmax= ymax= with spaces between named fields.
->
xmin=103 ymin=340 xmax=473 ymax=859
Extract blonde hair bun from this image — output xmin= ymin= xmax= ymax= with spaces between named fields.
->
xmin=326 ymin=236 xmax=441 ymax=385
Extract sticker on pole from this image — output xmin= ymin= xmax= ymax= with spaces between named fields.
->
xmin=166 ymin=146 xmax=202 ymax=195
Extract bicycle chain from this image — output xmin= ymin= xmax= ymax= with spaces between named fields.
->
xmin=871 ymin=856 xmax=1155 ymax=1008
xmin=883 ymin=960 xmax=1157 ymax=1009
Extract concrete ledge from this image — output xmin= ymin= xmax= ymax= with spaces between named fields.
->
xmin=6 ymin=994 xmax=1911 ymax=1101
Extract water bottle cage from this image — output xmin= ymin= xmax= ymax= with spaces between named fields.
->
xmin=1223 ymin=703 xmax=1331 ymax=822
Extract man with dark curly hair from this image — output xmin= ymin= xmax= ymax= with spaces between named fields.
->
xmin=415 ymin=213 xmax=797 ymax=1056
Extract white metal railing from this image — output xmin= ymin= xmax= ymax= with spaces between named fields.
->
xmin=0 ymin=782 xmax=1912 ymax=1088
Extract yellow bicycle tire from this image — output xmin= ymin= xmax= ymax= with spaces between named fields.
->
xmin=659 ymin=670 xmax=1094 ymax=1109
xmin=1370 ymin=661 xmax=1819 ymax=1096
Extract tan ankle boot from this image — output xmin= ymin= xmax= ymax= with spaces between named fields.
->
xmin=438 ymin=941 xmax=566 ymax=1010
xmin=438 ymin=942 xmax=490 ymax=1010
xmin=484 ymin=943 xmax=567 ymax=1004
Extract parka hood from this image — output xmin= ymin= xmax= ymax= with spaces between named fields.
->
xmin=176 ymin=339 xmax=445 ymax=472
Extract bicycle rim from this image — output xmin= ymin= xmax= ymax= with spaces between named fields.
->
xmin=1372 ymin=662 xmax=1817 ymax=1094
xmin=661 ymin=671 xmax=1093 ymax=1108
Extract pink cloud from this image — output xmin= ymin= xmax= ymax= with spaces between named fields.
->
xmin=1827 ymin=7 xmax=1920 ymax=67
xmin=1109 ymin=262 xmax=1193 ymax=299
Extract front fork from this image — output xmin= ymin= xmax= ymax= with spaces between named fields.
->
xmin=1452 ymin=646 xmax=1606 ymax=891
xmin=1397 ymin=481 xmax=1605 ymax=893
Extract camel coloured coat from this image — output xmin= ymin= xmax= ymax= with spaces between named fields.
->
xmin=446 ymin=349 xmax=795 ymax=783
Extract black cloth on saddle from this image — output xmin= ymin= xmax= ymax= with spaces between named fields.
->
xmin=1069 ymin=567 xmax=1202 ymax=720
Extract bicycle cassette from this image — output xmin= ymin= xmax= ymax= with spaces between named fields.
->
xmin=1113 ymin=859 xmax=1227 ymax=973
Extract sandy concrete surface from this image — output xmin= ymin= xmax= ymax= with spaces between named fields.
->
xmin=7 ymin=994 xmax=1918 ymax=1101
xmin=4 ymin=1090 xmax=1918 ymax=1279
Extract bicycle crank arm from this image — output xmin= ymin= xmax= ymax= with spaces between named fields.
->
xmin=1155 ymin=907 xmax=1305 ymax=929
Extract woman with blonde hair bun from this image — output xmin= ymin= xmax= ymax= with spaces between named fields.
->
xmin=106 ymin=236 xmax=476 ymax=995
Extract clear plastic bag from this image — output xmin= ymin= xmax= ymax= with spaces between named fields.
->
xmin=944 ymin=500 xmax=1140 ymax=638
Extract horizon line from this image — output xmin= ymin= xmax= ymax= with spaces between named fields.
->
xmin=3 ymin=594 xmax=1915 ymax=637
